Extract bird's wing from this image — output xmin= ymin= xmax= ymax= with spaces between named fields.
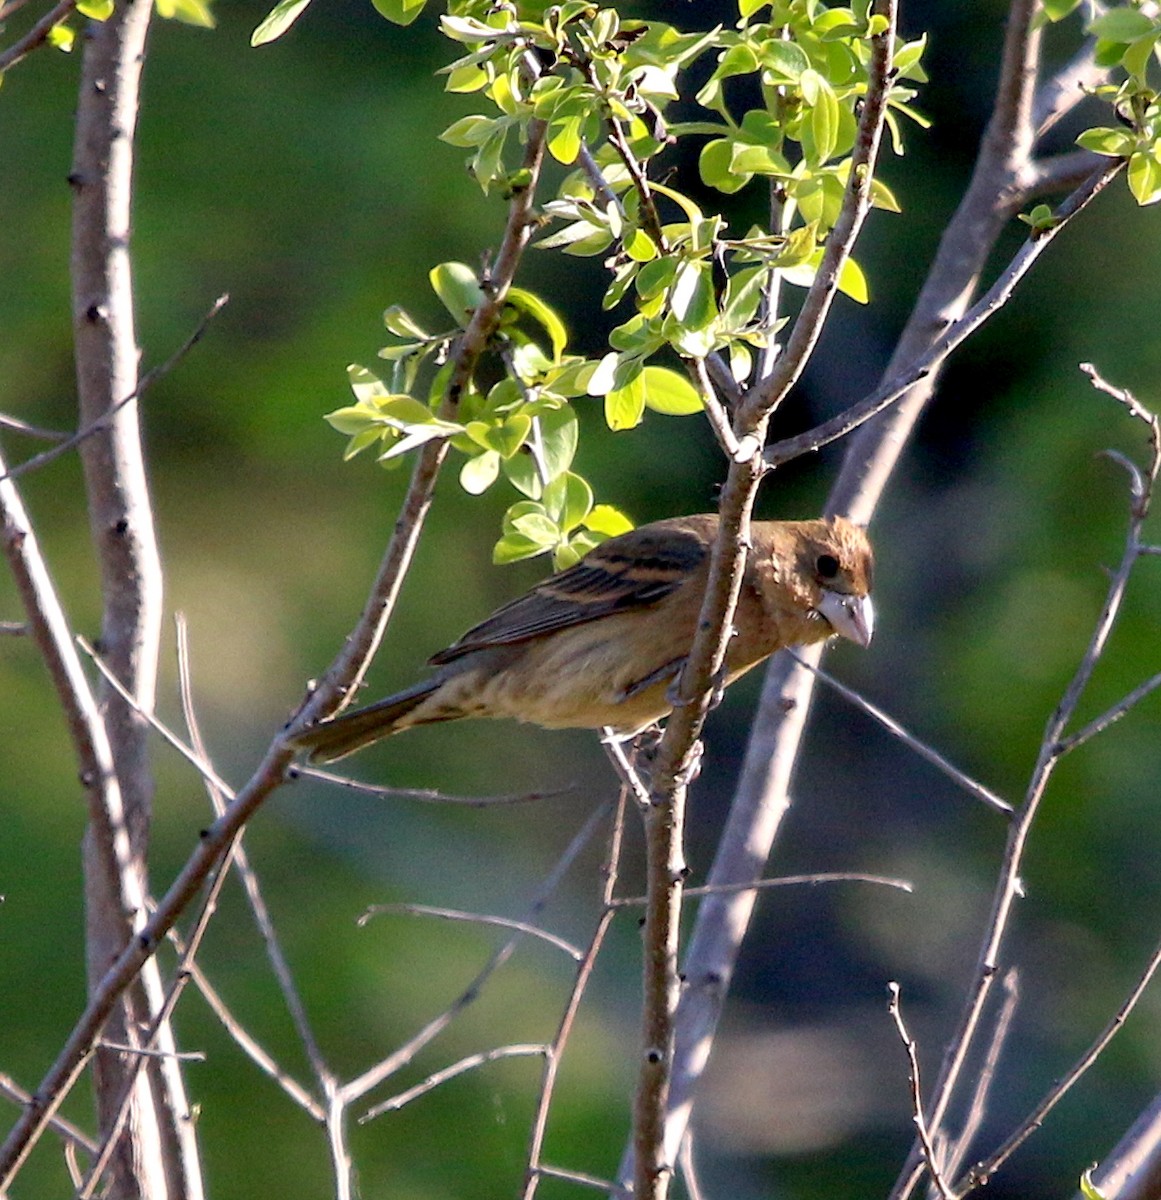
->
xmin=429 ymin=516 xmax=713 ymax=665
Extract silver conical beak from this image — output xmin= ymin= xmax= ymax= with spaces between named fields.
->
xmin=817 ymin=590 xmax=874 ymax=648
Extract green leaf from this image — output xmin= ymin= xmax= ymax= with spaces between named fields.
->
xmin=251 ymin=0 xmax=310 ymax=44
xmin=509 ymin=510 xmax=561 ymax=546
xmin=1080 ymin=1169 xmax=1108 ymax=1200
xmin=669 ymin=260 xmax=716 ymax=330
xmin=46 ymin=21 xmax=76 ymax=48
xmin=1076 ymin=126 xmax=1137 ymax=158
xmin=494 ymin=533 xmax=549 ymax=565
xmin=429 ymin=262 xmax=484 ymax=327
xmin=445 ymin=63 xmax=489 ymax=93
xmin=636 ymin=256 xmax=679 ymax=301
xmin=1087 ymin=8 xmax=1156 ymax=42
xmin=325 ymin=405 xmax=378 ymax=436
xmin=758 ymin=38 xmax=810 ymax=81
xmin=1128 ymin=150 xmax=1161 ymax=205
xmin=155 ymin=0 xmax=214 ymax=25
xmin=584 ymin=504 xmax=634 ymax=536
xmin=543 ymin=471 xmax=593 ymax=530
xmin=641 ymin=366 xmax=703 ymax=415
xmin=77 ymin=0 xmax=113 ymax=17
xmin=459 ymin=450 xmax=501 ymax=494
xmin=892 ymin=34 xmax=927 ymax=75
xmin=547 ymin=115 xmax=584 ymax=164
xmin=837 ymin=255 xmax=869 ymax=303
xmin=506 ymin=288 xmax=568 ymax=361
xmin=535 ymin=405 xmax=579 ymax=481
xmin=605 ymin=371 xmax=647 ymax=430
xmin=1041 ymin=0 xmax=1080 ymax=19
xmin=347 ymin=363 xmax=390 ymax=403
xmin=369 ymin=0 xmax=424 ymax=24
xmin=700 ymin=138 xmax=751 ymax=193
xmin=586 ymin=352 xmax=619 ymax=396
xmin=722 ymin=266 xmax=766 ymax=329
xmin=440 ymin=115 xmax=495 ymax=147
xmin=377 ymin=394 xmax=447 ymax=425
xmin=803 ymin=71 xmax=840 ymax=164
xmin=383 ymin=306 xmax=428 ymax=339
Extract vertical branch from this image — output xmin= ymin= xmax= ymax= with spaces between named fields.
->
xmin=629 ymin=5 xmax=897 ymax=1185
xmin=69 ymin=0 xmax=199 ymax=1193
xmin=661 ymin=0 xmax=1066 ymax=1179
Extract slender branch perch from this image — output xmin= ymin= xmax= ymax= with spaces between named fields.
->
xmin=621 ymin=9 xmax=898 ymax=1195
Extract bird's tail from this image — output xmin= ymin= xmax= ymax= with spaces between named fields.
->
xmin=290 ymin=678 xmax=443 ymax=764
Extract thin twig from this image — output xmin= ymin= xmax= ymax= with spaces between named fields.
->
xmin=789 ymin=651 xmax=1013 ymax=816
xmin=1056 ymin=671 xmax=1161 ymax=757
xmin=0 ymin=0 xmax=77 ymax=72
xmin=358 ymin=904 xmax=584 ymax=962
xmin=522 ymin=792 xmax=627 ymax=1200
xmin=361 ymin=1044 xmax=548 ymax=1121
xmin=962 ymin=936 xmax=1161 ymax=1193
xmin=612 ymin=871 xmax=914 ymax=907
xmin=0 ymin=294 xmax=228 ymax=486
xmin=939 ymin=969 xmax=1019 ymax=1187
xmin=0 ymin=1073 xmax=97 ymax=1155
xmin=888 ymin=982 xmax=955 ymax=1200
xmin=0 ymin=414 xmax=68 ymax=440
xmin=764 ymin=161 xmax=1123 ymax=471
xmin=175 ymin=616 xmax=333 ymax=1088
xmin=678 ymin=1133 xmax=706 ymax=1200
xmin=180 ymin=950 xmax=324 ymax=1118
xmin=535 ymin=1162 xmax=619 ymax=1192
xmin=689 ymin=357 xmax=743 ymax=460
xmin=600 ymin=730 xmax=653 ymax=809
xmin=294 ymin=763 xmax=571 ymax=806
xmin=339 ymin=800 xmax=610 ymax=1105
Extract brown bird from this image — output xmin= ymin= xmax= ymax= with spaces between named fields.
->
xmin=292 ymin=514 xmax=874 ymax=763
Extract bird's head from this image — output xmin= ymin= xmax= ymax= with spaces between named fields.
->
xmin=772 ymin=517 xmax=875 ymax=648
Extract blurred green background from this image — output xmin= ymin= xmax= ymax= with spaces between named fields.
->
xmin=1 ymin=0 xmax=1160 ymax=1196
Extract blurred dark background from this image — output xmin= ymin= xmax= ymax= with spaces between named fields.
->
xmin=1 ymin=0 xmax=1160 ymax=1195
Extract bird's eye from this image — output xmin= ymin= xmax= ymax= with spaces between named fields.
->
xmin=816 ymin=553 xmax=840 ymax=579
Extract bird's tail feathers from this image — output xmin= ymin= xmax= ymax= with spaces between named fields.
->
xmin=292 ymin=678 xmax=444 ymax=764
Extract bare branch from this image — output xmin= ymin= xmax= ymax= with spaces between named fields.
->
xmin=891 ymin=383 xmax=1161 ymax=1200
xmin=789 ymin=651 xmax=1013 ymax=816
xmin=521 ymin=794 xmax=627 ymax=1200
xmin=361 ymin=1044 xmax=548 ymax=1122
xmin=177 ymin=954 xmax=324 ymax=1120
xmin=359 ymin=904 xmax=585 ymax=962
xmin=0 ymin=295 xmax=228 ymax=487
xmin=939 ymin=969 xmax=1020 ymax=1185
xmin=339 ymin=800 xmax=610 ymax=1106
xmin=888 ymin=983 xmax=955 ymax=1200
xmin=174 ymin=616 xmax=333 ymax=1089
xmin=0 ymin=1072 xmax=96 ymax=1155
xmin=0 ymin=414 xmax=68 ymax=440
xmin=295 ymin=763 xmax=570 ymax=806
xmin=0 ymin=0 xmax=76 ymax=72
xmin=962 ymin=935 xmax=1161 ymax=1192
xmin=0 ymin=106 xmax=555 ymax=1191
xmin=612 ymin=872 xmax=914 ymax=907
xmin=624 ymin=11 xmax=898 ymax=1188
xmin=765 ymin=161 xmax=1123 ymax=471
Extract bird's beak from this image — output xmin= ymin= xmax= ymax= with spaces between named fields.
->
xmin=817 ymin=590 xmax=874 ymax=648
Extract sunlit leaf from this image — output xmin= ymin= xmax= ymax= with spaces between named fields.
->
xmin=430 ymin=261 xmax=484 ymax=326
xmin=641 ymin=366 xmax=703 ymax=415
xmin=251 ymin=0 xmax=310 ymax=45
